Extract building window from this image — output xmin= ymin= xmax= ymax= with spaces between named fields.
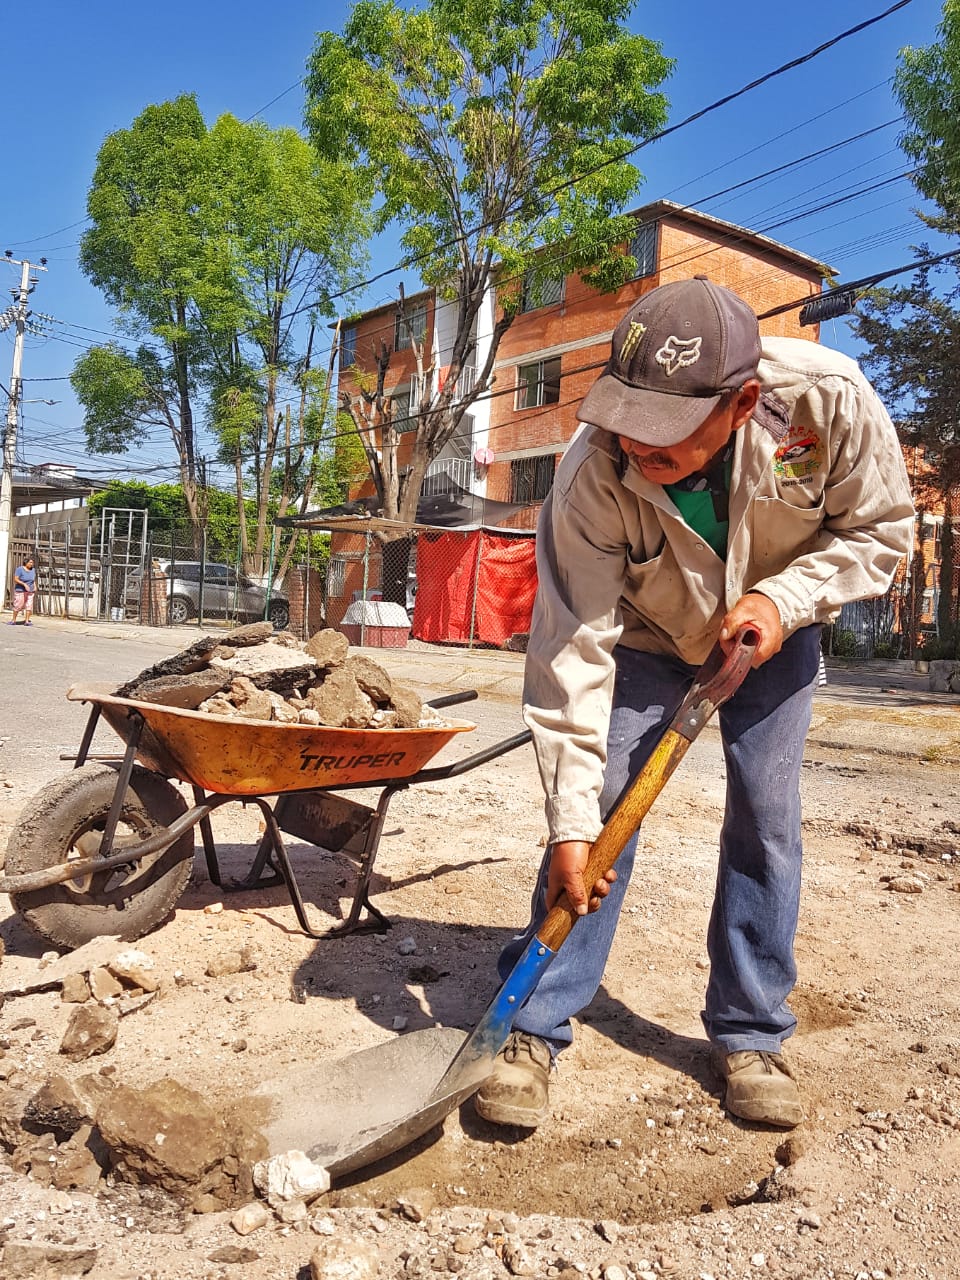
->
xmin=390 ymin=384 xmax=418 ymax=433
xmin=516 ymin=357 xmax=561 ymax=410
xmin=510 ymin=454 xmax=557 ymax=503
xmin=340 ymin=325 xmax=357 ymax=367
xmin=920 ymin=516 xmax=942 ymax=559
xmin=328 ymin=557 xmax=346 ymax=600
xmin=629 ymin=221 xmax=658 ymax=279
xmin=520 ymin=272 xmax=565 ymax=313
xmin=394 ymin=304 xmax=427 ymax=351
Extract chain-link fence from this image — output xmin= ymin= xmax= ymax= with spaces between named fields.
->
xmin=4 ymin=510 xmax=314 ymax=635
xmin=9 ymin=506 xmax=949 ymax=660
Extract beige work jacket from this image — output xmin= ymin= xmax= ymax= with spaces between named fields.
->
xmin=523 ymin=336 xmax=915 ymax=844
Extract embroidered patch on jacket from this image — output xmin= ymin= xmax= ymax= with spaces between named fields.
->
xmin=655 ymin=334 xmax=702 ymax=376
xmin=774 ymin=423 xmax=824 ymax=480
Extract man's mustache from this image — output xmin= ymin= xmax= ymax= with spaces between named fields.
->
xmin=636 ymin=453 xmax=679 ymax=471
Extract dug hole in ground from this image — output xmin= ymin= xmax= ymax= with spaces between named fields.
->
xmin=0 ymin=643 xmax=959 ymax=1280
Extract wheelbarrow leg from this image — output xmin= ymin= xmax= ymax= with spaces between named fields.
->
xmin=245 ymin=801 xmax=357 ymax=941
xmin=97 ymin=712 xmax=145 ymax=857
xmin=239 ymin=790 xmax=398 ymax=940
xmin=322 ymin=784 xmax=400 ymax=939
xmin=231 ymin=825 xmax=285 ymax=891
xmin=192 ymin=785 xmax=223 ymax=888
xmin=74 ymin=704 xmax=102 ymax=769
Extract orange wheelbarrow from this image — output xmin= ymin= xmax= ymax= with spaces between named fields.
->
xmin=1 ymin=685 xmax=530 ymax=952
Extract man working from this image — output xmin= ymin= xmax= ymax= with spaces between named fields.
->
xmin=475 ymin=276 xmax=914 ymax=1130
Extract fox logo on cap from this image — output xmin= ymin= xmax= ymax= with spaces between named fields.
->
xmin=655 ymin=335 xmax=702 ymax=377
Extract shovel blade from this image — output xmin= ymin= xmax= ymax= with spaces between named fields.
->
xmin=255 ymin=1026 xmax=469 ymax=1179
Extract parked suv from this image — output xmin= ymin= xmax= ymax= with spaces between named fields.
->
xmin=124 ymin=561 xmax=290 ymax=629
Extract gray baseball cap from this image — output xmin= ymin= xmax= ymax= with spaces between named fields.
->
xmin=577 ymin=276 xmax=761 ymax=447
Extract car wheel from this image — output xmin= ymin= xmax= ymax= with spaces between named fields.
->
xmin=268 ymin=601 xmax=290 ymax=631
xmin=168 ymin=596 xmax=194 ymax=626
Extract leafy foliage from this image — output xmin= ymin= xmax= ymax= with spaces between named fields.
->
xmin=896 ymin=0 xmax=960 ymax=221
xmin=853 ymin=261 xmax=960 ymax=472
xmin=76 ymin=94 xmax=371 ymax=571
xmin=850 ymin=3 xmax=960 ymax=643
xmin=70 ymin=346 xmax=178 ymax=455
xmin=305 ymin=0 xmax=672 ymax=521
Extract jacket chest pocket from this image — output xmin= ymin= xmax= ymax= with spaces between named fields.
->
xmin=750 ymin=496 xmax=825 ymax=573
xmin=623 ymin=546 xmax=721 ymax=640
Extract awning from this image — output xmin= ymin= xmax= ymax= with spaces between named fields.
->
xmin=276 ymin=480 xmax=532 ymax=534
xmin=414 ymin=481 xmax=529 ymax=528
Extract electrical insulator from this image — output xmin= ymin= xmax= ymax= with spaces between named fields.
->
xmin=799 ymin=290 xmax=856 ymax=326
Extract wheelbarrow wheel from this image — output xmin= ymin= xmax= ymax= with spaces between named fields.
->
xmin=6 ymin=764 xmax=195 ymax=949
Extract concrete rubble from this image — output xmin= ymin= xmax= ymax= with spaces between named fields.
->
xmin=58 ymin=1005 xmax=118 ymax=1061
xmin=114 ymin=622 xmax=446 ymax=731
xmin=252 ymin=1149 xmax=331 ymax=1207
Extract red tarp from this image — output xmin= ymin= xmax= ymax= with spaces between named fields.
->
xmin=412 ymin=529 xmax=537 ymax=645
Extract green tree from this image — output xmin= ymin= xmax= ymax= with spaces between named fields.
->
xmin=78 ymin=96 xmax=211 ymax=543
xmin=200 ymin=115 xmax=370 ymax=573
xmin=76 ymin=95 xmax=371 ymax=574
xmin=849 ymin=1 xmax=960 ymax=643
xmin=87 ymin=479 xmax=252 ymax=562
xmin=305 ymin=0 xmax=671 ymax=522
xmin=896 ymin=0 xmax=960 ymax=222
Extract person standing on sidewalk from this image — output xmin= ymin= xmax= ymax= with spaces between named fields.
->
xmin=475 ymin=277 xmax=914 ymax=1131
xmin=9 ymin=556 xmax=37 ymax=626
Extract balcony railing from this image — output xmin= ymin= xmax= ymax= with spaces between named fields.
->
xmin=422 ymin=456 xmax=473 ymax=495
xmin=453 ymin=364 xmax=476 ymax=402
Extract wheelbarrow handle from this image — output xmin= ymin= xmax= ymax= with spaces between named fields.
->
xmin=425 ymin=690 xmax=479 ymax=710
xmin=536 ymin=625 xmax=759 ymax=951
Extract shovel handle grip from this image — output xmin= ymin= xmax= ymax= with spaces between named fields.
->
xmin=535 ymin=626 xmax=759 ymax=953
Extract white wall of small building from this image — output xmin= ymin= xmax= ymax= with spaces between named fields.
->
xmin=432 ymin=291 xmax=494 ymax=495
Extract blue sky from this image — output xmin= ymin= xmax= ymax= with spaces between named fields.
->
xmin=3 ymin=0 xmax=949 ymax=486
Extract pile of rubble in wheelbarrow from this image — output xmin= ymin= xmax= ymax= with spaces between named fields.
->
xmin=114 ymin=622 xmax=441 ymax=731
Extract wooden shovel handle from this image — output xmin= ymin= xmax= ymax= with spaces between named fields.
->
xmin=536 ymin=626 xmax=759 ymax=953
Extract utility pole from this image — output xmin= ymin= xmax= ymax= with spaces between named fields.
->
xmin=0 ymin=255 xmax=47 ymax=592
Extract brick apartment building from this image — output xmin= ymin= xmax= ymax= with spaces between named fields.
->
xmin=327 ymin=199 xmax=942 ymax=652
xmin=338 ymin=200 xmax=827 ymax=530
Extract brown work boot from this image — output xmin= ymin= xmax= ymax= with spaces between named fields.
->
xmin=712 ymin=1049 xmax=804 ymax=1129
xmin=475 ymin=1032 xmax=552 ymax=1128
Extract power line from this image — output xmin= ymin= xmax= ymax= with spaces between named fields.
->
xmin=242 ymin=79 xmax=303 ymax=123
xmin=20 ymin=154 xmax=929 ymax=395
xmin=662 ymin=78 xmax=897 ymax=200
xmin=14 ymin=6 xmax=927 ymax=488
xmin=20 ymin=53 xmax=916 ymax=381
xmin=706 ymin=121 xmax=898 ymax=201
xmin=65 ymin=222 xmax=952 ymax=479
xmin=5 ymin=217 xmax=90 ymax=247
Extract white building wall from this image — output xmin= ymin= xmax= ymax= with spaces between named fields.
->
xmin=428 ymin=292 xmax=494 ymax=496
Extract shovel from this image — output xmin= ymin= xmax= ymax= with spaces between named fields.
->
xmin=255 ymin=626 xmax=759 ymax=1178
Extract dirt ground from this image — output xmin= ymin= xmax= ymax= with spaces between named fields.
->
xmin=1 ymin=659 xmax=960 ymax=1280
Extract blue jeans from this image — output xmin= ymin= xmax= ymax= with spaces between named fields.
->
xmin=500 ymin=625 xmax=822 ymax=1057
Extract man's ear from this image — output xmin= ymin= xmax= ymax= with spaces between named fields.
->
xmin=731 ymin=379 xmax=761 ymax=431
